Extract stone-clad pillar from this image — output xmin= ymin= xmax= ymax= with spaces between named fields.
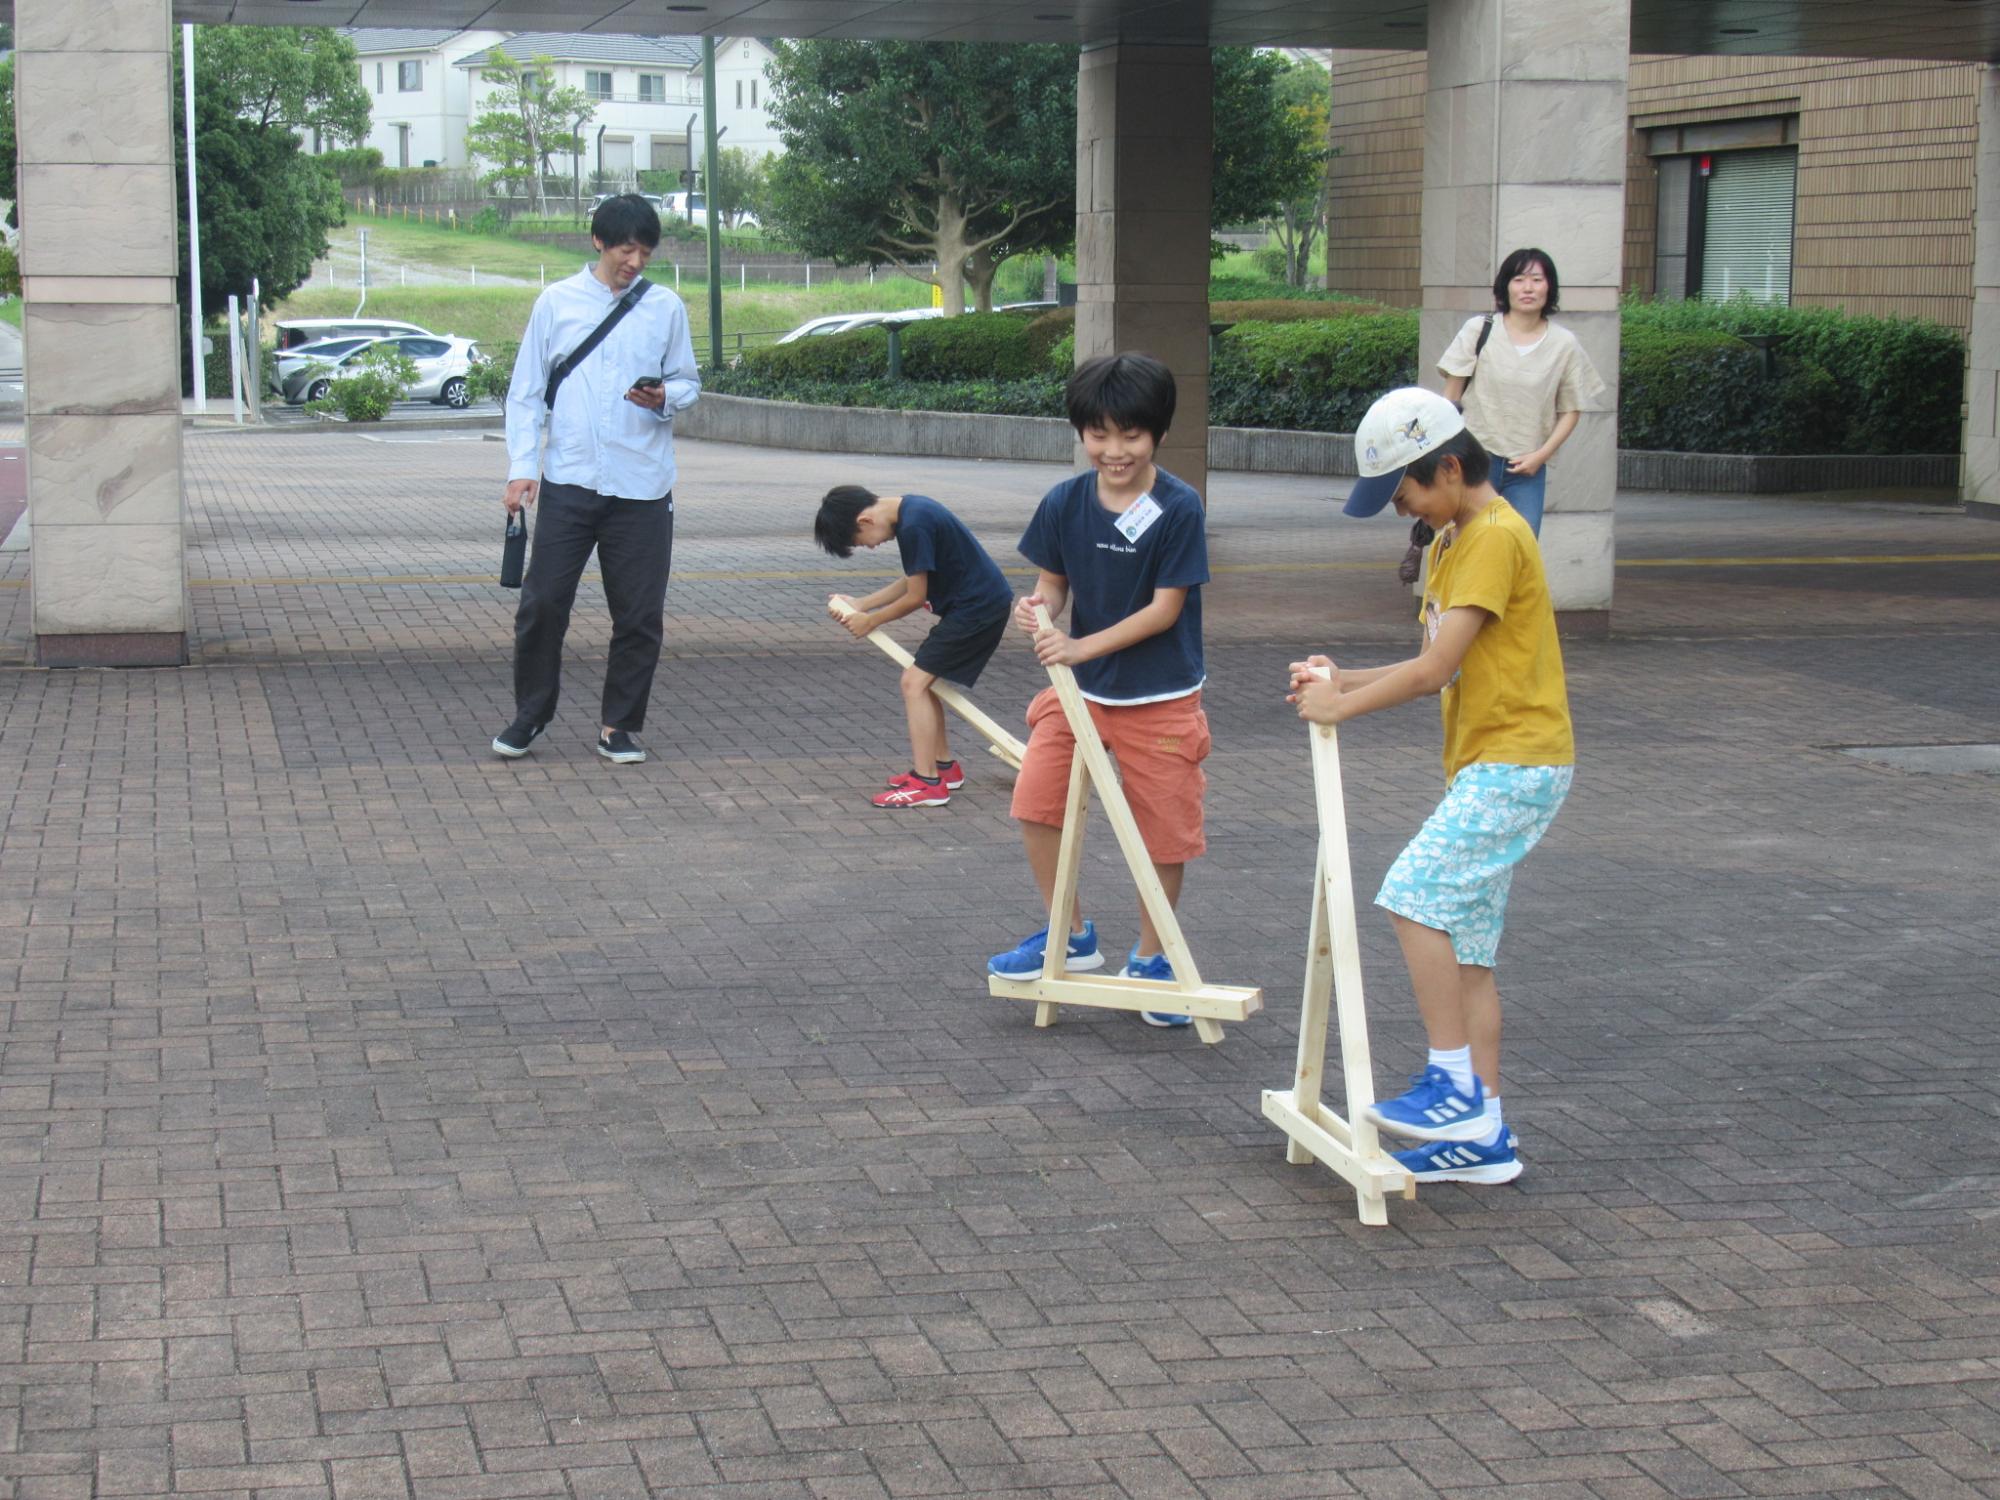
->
xmin=1074 ymin=44 xmax=1212 ymax=496
xmin=17 ymin=0 xmax=189 ymax=666
xmin=1420 ymin=0 xmax=1627 ymax=627
xmin=1965 ymin=66 xmax=2000 ymax=521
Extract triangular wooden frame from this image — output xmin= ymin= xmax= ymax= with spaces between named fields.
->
xmin=831 ymin=599 xmax=1026 ymax=770
xmin=1261 ymin=719 xmax=1415 ymax=1223
xmin=987 ymin=607 xmax=1262 ymax=1043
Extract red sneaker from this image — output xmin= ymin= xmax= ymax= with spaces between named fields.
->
xmin=872 ymin=773 xmax=950 ymax=809
xmin=884 ymin=760 xmax=965 ymax=790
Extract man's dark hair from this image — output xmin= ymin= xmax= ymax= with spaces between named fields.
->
xmin=592 ymin=193 xmax=662 ymax=250
xmin=813 ymin=484 xmax=878 ymax=559
xmin=1405 ymin=428 xmax=1493 ymax=488
xmin=1493 ymin=247 xmax=1559 ymax=314
xmin=1065 ymin=352 xmax=1176 ymax=442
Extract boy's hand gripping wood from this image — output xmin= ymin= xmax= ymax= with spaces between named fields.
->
xmin=1261 ymin=714 xmax=1414 ymax=1224
xmin=828 ymin=597 xmax=1025 ymax=770
xmin=987 ymin=605 xmax=1261 ymax=1044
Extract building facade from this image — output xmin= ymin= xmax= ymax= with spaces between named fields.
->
xmin=454 ymin=32 xmax=782 ymax=188
xmin=345 ymin=28 xmax=513 ymax=169
xmin=1326 ymin=51 xmax=1979 ymax=332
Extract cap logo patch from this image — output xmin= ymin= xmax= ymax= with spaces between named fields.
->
xmin=1363 ymin=443 xmax=1379 ymax=464
xmin=1398 ymin=416 xmax=1431 ymax=449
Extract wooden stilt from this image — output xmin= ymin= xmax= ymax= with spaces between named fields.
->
xmin=988 ymin=607 xmax=1260 ymax=1043
xmin=830 ymin=599 xmax=1025 ymax=769
xmin=1261 ymin=719 xmax=1414 ymax=1223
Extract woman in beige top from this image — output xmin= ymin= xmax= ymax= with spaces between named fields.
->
xmin=1437 ymin=248 xmax=1607 ymax=536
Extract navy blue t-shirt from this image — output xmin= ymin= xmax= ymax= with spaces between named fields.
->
xmin=895 ymin=494 xmax=1012 ymax=622
xmin=1016 ymin=467 xmax=1208 ymax=704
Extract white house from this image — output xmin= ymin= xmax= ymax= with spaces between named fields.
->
xmin=344 ymin=28 xmax=513 ymax=169
xmin=453 ymin=32 xmax=780 ymax=192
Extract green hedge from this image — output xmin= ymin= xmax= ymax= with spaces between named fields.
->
xmin=718 ymin=298 xmax=1965 ymax=456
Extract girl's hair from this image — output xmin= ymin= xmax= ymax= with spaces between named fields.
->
xmin=1493 ymin=248 xmax=1560 ymax=315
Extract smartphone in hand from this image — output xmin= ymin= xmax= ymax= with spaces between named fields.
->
xmin=630 ymin=376 xmax=664 ymax=393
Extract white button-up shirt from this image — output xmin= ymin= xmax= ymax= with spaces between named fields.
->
xmin=505 ymin=265 xmax=701 ymax=500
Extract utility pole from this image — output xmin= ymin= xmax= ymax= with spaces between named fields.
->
xmin=182 ymin=24 xmax=205 ymax=412
xmin=703 ymin=37 xmax=722 ymax=368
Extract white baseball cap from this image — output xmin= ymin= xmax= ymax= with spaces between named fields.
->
xmin=1342 ymin=387 xmax=1467 ymax=518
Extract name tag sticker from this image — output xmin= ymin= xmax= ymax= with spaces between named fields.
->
xmin=1113 ymin=494 xmax=1163 ymax=543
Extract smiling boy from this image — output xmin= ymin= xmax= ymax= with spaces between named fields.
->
xmin=1289 ymin=386 xmax=1574 ymax=1185
xmin=988 ymin=353 xmax=1213 ymax=1029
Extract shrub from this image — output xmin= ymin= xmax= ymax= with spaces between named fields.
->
xmin=1047 ymin=332 xmax=1075 ymax=374
xmin=736 ymin=325 xmax=890 ymax=382
xmin=1025 ymin=309 xmax=1074 ymax=365
xmin=1251 ymin=245 xmax=1289 ymax=281
xmin=1209 ymin=276 xmax=1358 ymax=302
xmin=1618 ymin=325 xmax=1842 ymax=455
xmin=305 ymin=345 xmax=418 ymax=422
xmin=467 ymin=341 xmax=516 ymax=403
xmin=0 ymin=242 xmax=18 ymax=299
xmin=1210 ymin=311 xmax=1420 ymax=432
xmin=704 ymin=366 xmax=1064 ymax=417
xmin=899 ymin=313 xmax=1039 ymax=381
xmin=1623 ymin=299 xmax=1962 ymax=454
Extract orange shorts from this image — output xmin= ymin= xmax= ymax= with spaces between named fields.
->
xmin=1009 ymin=687 xmax=1211 ymax=864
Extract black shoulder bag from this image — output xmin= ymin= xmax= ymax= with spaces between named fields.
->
xmin=1397 ymin=314 xmax=1496 ymax=584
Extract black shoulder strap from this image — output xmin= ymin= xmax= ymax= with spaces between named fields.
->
xmin=545 ymin=279 xmax=651 ymax=411
xmin=1460 ymin=313 xmax=1495 ymax=397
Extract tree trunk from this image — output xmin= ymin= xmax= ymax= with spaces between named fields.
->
xmin=930 ymin=192 xmax=970 ymax=316
xmin=964 ymin=244 xmax=1000 ymax=313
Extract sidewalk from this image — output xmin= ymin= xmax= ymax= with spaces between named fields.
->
xmin=0 ymin=429 xmax=1994 ymax=1500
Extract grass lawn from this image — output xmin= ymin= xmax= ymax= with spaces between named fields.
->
xmin=0 ymin=299 xmax=19 ymax=329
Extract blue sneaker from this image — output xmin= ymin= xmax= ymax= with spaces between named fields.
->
xmin=1394 ymin=1130 xmax=1521 ymax=1185
xmin=989 ymin=920 xmax=1104 ymax=979
xmin=1366 ymin=1065 xmax=1487 ymax=1141
xmin=1126 ymin=950 xmax=1191 ymax=1028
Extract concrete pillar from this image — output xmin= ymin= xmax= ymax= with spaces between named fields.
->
xmin=1420 ymin=0 xmax=1627 ymax=627
xmin=1075 ymin=44 xmax=1212 ymax=495
xmin=17 ymin=0 xmax=190 ymax=666
xmin=1965 ymin=65 xmax=2000 ymax=521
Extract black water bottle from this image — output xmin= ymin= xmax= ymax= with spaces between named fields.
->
xmin=500 ymin=509 xmax=528 ymax=588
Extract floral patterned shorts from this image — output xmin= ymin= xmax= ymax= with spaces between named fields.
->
xmin=1375 ymin=763 xmax=1574 ymax=969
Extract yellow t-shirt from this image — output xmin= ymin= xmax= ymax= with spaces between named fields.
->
xmin=1420 ymin=499 xmax=1575 ymax=781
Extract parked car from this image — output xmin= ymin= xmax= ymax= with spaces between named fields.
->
xmin=282 ymin=335 xmax=487 ymax=408
xmin=273 ymin=317 xmax=434 ymax=352
xmin=270 ymin=336 xmax=380 ymax=393
xmin=774 ymin=307 xmax=943 ymax=344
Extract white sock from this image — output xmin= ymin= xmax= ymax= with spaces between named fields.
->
xmin=1480 ymin=1095 xmax=1506 ymax=1148
xmin=1428 ymin=1046 xmax=1475 ymax=1098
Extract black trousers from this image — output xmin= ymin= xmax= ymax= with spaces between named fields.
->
xmin=513 ymin=480 xmax=674 ymax=733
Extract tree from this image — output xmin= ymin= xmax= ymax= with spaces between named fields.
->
xmin=762 ymin=41 xmax=1076 ymax=314
xmin=467 ymin=52 xmax=594 ymax=216
xmin=708 ymin=146 xmax=769 ymax=229
xmin=1211 ymin=48 xmax=1328 ymax=242
xmin=1266 ymin=57 xmax=1333 ymax=287
xmin=0 ymin=59 xmax=16 ymax=229
xmin=174 ymin=27 xmax=365 ymax=322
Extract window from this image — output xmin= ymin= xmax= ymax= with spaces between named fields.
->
xmin=751 ymin=80 xmax=758 ymax=108
xmin=1648 ymin=118 xmax=1798 ymax=306
xmin=586 ymin=70 xmax=613 ymax=100
xmin=688 ymin=74 xmax=702 ymax=101
xmin=520 ymin=69 xmax=539 ymax=90
xmin=735 ymin=80 xmax=742 ymax=108
xmin=398 ymin=59 xmax=422 ymax=92
xmin=375 ymin=62 xmax=384 ymax=93
xmin=639 ymin=74 xmax=665 ymax=103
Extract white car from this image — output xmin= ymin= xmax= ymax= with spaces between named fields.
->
xmin=273 ymin=317 xmax=433 ymax=352
xmin=774 ymin=307 xmax=943 ymax=344
xmin=283 ymin=334 xmax=486 ymax=408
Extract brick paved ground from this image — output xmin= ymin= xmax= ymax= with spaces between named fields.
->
xmin=0 ymin=426 xmax=1995 ymax=1499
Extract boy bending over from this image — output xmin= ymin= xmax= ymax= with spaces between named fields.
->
xmin=816 ymin=486 xmax=1013 ymax=809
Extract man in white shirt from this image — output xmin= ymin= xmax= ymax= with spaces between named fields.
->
xmin=491 ymin=195 xmax=701 ymax=765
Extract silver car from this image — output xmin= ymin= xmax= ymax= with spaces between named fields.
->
xmin=283 ymin=334 xmax=487 ymax=408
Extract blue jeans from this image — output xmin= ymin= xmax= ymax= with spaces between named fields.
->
xmin=1491 ymin=461 xmax=1547 ymax=535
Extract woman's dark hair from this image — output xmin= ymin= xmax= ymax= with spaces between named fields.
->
xmin=1493 ymin=247 xmax=1560 ymax=315
xmin=813 ymin=484 xmax=878 ymax=558
xmin=591 ymin=193 xmax=662 ymax=250
xmin=1065 ymin=352 xmax=1176 ymax=442
xmin=1405 ymin=428 xmax=1493 ymax=488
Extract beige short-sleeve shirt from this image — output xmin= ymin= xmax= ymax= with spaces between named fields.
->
xmin=1437 ymin=316 xmax=1608 ymax=462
